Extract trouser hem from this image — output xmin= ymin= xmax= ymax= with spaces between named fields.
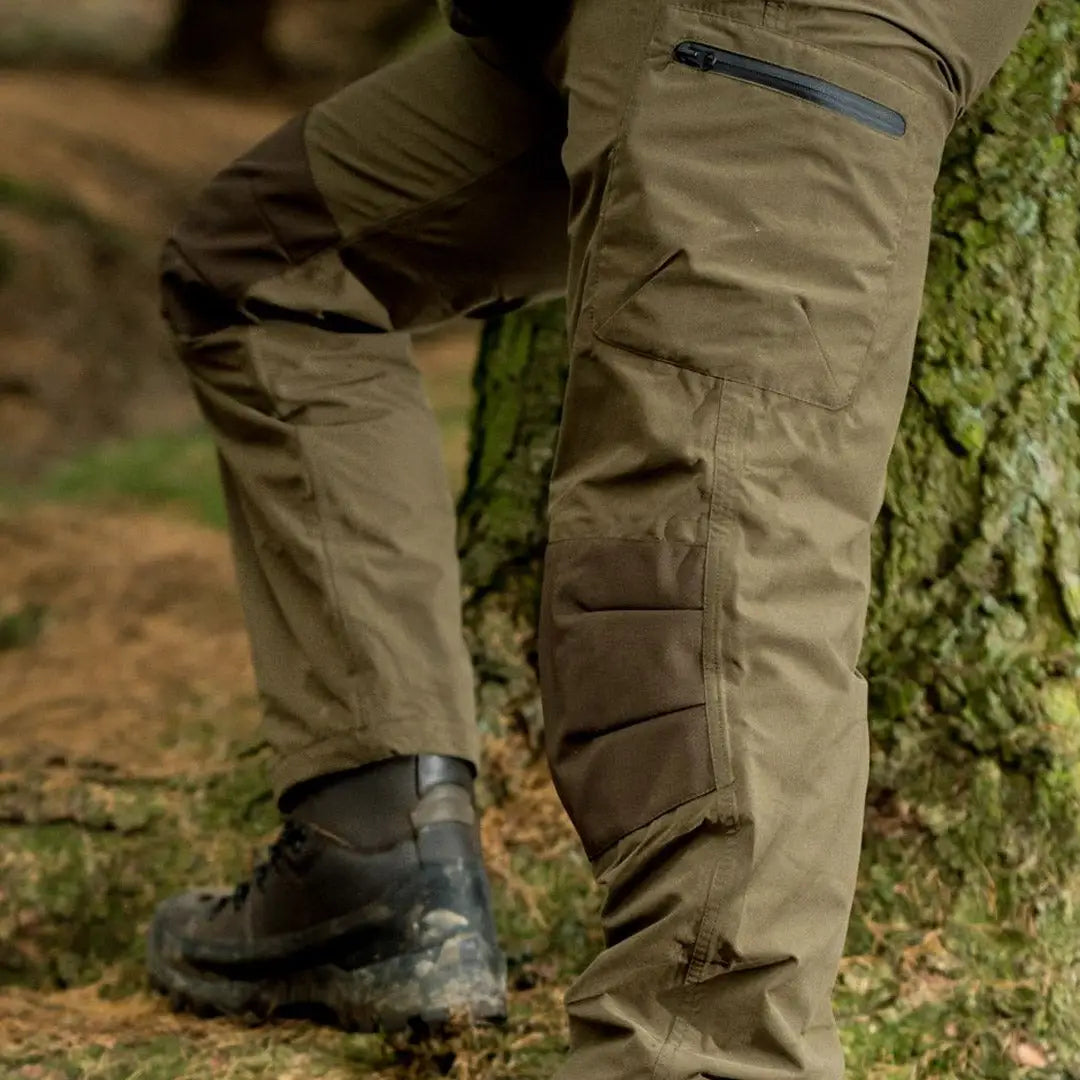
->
xmin=270 ymin=729 xmax=480 ymax=806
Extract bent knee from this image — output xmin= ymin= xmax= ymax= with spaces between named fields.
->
xmin=160 ymin=111 xmax=340 ymax=339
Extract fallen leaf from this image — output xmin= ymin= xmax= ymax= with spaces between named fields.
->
xmin=1005 ymin=1033 xmax=1049 ymax=1069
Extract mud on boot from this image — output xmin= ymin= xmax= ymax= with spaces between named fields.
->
xmin=146 ymin=755 xmax=506 ymax=1031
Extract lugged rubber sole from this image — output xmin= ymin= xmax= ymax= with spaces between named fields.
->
xmin=148 ymin=929 xmax=507 ymax=1033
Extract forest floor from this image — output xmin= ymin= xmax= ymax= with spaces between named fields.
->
xmin=0 ymin=500 xmax=592 ymax=1080
xmin=0 ymin=68 xmax=1077 ymax=1080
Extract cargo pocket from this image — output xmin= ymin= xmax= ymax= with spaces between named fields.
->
xmin=588 ymin=6 xmax=926 ymax=410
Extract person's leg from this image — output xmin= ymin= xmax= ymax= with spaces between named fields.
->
xmin=149 ymin=31 xmax=569 ymax=1028
xmin=542 ymin=1 xmax=1034 ymax=1077
xmin=161 ymin=37 xmax=567 ymax=797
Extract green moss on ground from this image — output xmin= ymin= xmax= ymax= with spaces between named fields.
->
xmin=0 ymin=432 xmax=229 ymax=527
xmin=0 ymin=751 xmax=277 ymax=991
xmin=0 ymin=731 xmax=594 ymax=1080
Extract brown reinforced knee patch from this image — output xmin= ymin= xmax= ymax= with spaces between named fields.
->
xmin=540 ymin=537 xmax=716 ymax=858
xmin=161 ymin=111 xmax=341 ymax=337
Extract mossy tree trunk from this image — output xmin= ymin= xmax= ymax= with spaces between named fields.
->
xmin=860 ymin=10 xmax=1080 ymax=918
xmin=458 ymin=3 xmax=1080 ymax=917
xmin=458 ymin=306 xmax=568 ymax=750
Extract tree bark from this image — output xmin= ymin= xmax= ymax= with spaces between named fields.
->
xmin=457 ymin=2 xmax=1080 ymax=913
xmin=458 ymin=306 xmax=568 ymax=749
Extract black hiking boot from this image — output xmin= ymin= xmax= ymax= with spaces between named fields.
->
xmin=147 ymin=755 xmax=506 ymax=1031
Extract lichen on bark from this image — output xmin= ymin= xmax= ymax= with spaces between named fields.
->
xmin=862 ymin=0 xmax=1080 ymax=916
xmin=458 ymin=305 xmax=568 ymax=745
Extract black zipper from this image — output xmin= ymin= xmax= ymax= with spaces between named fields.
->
xmin=672 ymin=41 xmax=906 ymax=137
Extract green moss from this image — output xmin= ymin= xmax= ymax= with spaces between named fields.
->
xmin=0 ymin=602 xmax=46 ymax=651
xmin=0 ymin=748 xmax=275 ymax=990
xmin=458 ymin=305 xmax=569 ymax=738
xmin=0 ymin=175 xmax=125 ymax=249
xmin=492 ymin=846 xmax=601 ymax=984
xmin=1 ymin=1030 xmax=394 ymax=1080
xmin=0 ymin=231 xmax=17 ymax=285
xmin=843 ymin=9 xmax=1080 ymax=1067
xmin=0 ymin=431 xmax=227 ymax=527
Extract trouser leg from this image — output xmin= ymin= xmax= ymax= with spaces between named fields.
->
xmin=160 ymin=35 xmax=568 ymax=800
xmin=542 ymin=1 xmax=1035 ymax=1077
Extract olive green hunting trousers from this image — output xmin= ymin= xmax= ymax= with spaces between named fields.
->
xmin=161 ymin=1 xmax=1033 ymax=1076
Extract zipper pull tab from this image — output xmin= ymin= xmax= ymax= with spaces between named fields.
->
xmin=673 ymin=41 xmax=712 ymax=70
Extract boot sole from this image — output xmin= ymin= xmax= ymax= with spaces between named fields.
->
xmin=148 ymin=929 xmax=507 ymax=1033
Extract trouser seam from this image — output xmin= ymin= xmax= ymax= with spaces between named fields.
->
xmin=649 ymin=1013 xmax=687 ymax=1080
xmin=686 ymin=857 xmax=724 ymax=983
xmin=702 ymin=379 xmax=746 ymax=813
xmin=545 ymin=535 xmax=706 ymax=547
xmin=581 ymin=0 xmax=667 ymax=337
xmin=298 ymin=424 xmax=360 ymax=687
xmin=643 ymin=384 xmax=747 ymax=1080
xmin=247 ymin=172 xmax=292 ymax=268
xmin=244 ymin=325 xmax=363 ymax=696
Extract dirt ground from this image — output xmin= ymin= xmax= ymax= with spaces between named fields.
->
xmin=0 ymin=505 xmax=256 ymax=774
xmin=0 ymin=501 xmax=579 ymax=1070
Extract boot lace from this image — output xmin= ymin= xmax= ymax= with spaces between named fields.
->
xmin=215 ymin=820 xmax=310 ymax=913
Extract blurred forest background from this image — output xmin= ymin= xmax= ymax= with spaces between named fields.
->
xmin=0 ymin=2 xmax=1079 ymax=1079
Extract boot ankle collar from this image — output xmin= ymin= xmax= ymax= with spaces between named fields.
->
xmin=417 ymin=755 xmax=475 ymax=795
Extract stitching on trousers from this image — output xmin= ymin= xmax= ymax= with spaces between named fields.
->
xmin=593 ymin=326 xmax=852 ymax=410
xmin=583 ymin=0 xmax=668 ymax=336
xmin=641 ymin=389 xmax=748 ymax=1080
xmin=686 ymin=854 xmax=725 ymax=983
xmin=762 ymin=0 xmax=786 ymax=29
xmin=544 ymin=535 xmax=707 ymax=548
xmin=247 ymin=173 xmax=292 ymax=267
xmin=650 ymin=1013 xmax=688 ymax=1080
xmin=246 ymin=326 xmax=364 ymax=692
xmin=701 ymin=380 xmax=743 ymax=800
xmin=299 ymin=424 xmax=363 ymax=681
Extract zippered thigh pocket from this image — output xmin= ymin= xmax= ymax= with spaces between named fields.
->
xmin=588 ymin=6 xmax=930 ymax=410
xmin=671 ymin=40 xmax=907 ymax=136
